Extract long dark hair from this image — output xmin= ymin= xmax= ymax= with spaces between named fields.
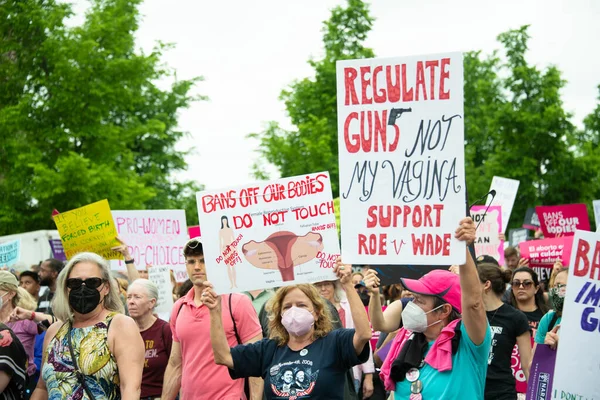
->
xmin=510 ymin=267 xmax=549 ymax=314
xmin=220 ymin=216 xmax=229 ymax=229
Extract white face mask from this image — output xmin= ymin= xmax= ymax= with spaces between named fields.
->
xmin=401 ymin=301 xmax=445 ymax=333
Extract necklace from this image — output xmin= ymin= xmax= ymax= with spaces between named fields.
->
xmin=488 ymin=305 xmax=501 ymax=326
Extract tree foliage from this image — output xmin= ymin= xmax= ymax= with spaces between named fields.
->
xmin=250 ymin=2 xmax=600 ymax=231
xmin=0 ymin=0 xmax=202 ymax=235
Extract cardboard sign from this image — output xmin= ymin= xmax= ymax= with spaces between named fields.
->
xmin=148 ymin=265 xmax=175 ymax=322
xmin=593 ymin=200 xmax=600 ymax=232
xmin=0 ymin=239 xmax=21 ymax=267
xmin=553 ymin=230 xmax=600 ymax=400
xmin=519 ymin=237 xmax=573 ymax=283
xmin=48 ymin=239 xmax=67 ymax=261
xmin=111 ymin=210 xmax=189 ymax=282
xmin=471 ymin=205 xmax=504 ymax=265
xmin=509 ymin=228 xmax=530 ymax=247
xmin=526 ymin=344 xmax=556 ymax=400
xmin=336 ymin=52 xmax=466 ymax=265
xmin=523 ymin=207 xmax=541 ymax=231
xmin=196 ymin=172 xmax=339 ymax=294
xmin=535 ymin=204 xmax=590 ymax=238
xmin=53 ymin=199 xmax=121 ymax=260
xmin=489 ymin=176 xmax=520 ymax=233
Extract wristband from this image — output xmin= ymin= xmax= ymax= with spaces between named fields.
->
xmin=30 ymin=311 xmax=36 ymax=321
xmin=124 ymin=259 xmax=135 ymax=264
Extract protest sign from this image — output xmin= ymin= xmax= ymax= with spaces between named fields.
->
xmin=526 ymin=344 xmax=556 ymax=400
xmin=111 ymin=210 xmax=188 ymax=282
xmin=593 ymin=200 xmax=600 ymax=232
xmin=48 ymin=239 xmax=66 ymax=261
xmin=0 ymin=239 xmax=21 ymax=267
xmin=196 ymin=172 xmax=339 ymax=294
xmin=188 ymin=225 xmax=201 ymax=239
xmin=511 ymin=337 xmax=534 ymax=394
xmin=336 ymin=52 xmax=466 ymax=265
xmin=509 ymin=228 xmax=530 ymax=247
xmin=489 ymin=176 xmax=520 ymax=233
xmin=519 ymin=237 xmax=573 ymax=283
xmin=471 ymin=205 xmax=503 ymax=265
xmin=553 ymin=230 xmax=600 ymax=400
xmin=53 ymin=200 xmax=121 ymax=260
xmin=535 ymin=204 xmax=590 ymax=238
xmin=523 ymin=207 xmax=541 ymax=231
xmin=148 ymin=265 xmax=175 ymax=322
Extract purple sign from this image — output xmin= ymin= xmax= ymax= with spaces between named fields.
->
xmin=526 ymin=344 xmax=556 ymax=400
xmin=49 ymin=239 xmax=66 ymax=261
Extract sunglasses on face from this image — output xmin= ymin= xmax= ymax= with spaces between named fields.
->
xmin=66 ymin=278 xmax=105 ymax=290
xmin=512 ymin=280 xmax=534 ymax=289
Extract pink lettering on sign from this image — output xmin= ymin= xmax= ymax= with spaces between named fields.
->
xmin=535 ymin=204 xmax=590 ymax=238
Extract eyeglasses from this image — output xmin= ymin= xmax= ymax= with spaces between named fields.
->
xmin=66 ymin=278 xmax=105 ymax=290
xmin=512 ymin=280 xmax=534 ymax=289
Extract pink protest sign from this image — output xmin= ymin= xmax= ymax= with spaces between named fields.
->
xmin=188 ymin=225 xmax=201 ymax=238
xmin=535 ymin=204 xmax=590 ymax=238
xmin=519 ymin=237 xmax=573 ymax=282
xmin=471 ymin=205 xmax=504 ymax=265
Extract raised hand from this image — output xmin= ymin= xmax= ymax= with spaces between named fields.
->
xmin=455 ymin=217 xmax=476 ymax=245
xmin=111 ymin=236 xmax=133 ymax=260
xmin=518 ymin=258 xmax=530 ymax=267
xmin=363 ymin=269 xmax=380 ymax=295
xmin=544 ymin=325 xmax=560 ymax=350
xmin=201 ymin=281 xmax=221 ymax=312
xmin=334 ymin=257 xmax=352 ymax=285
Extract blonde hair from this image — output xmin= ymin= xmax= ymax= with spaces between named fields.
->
xmin=0 ymin=283 xmax=37 ymax=311
xmin=266 ymin=284 xmax=333 ymax=346
xmin=53 ymin=252 xmax=125 ymax=322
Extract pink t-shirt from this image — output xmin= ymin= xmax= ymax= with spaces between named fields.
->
xmin=171 ymin=289 xmax=262 ymax=400
xmin=7 ymin=319 xmax=38 ymax=376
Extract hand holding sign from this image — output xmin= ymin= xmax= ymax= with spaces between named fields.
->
xmin=454 ymin=217 xmax=476 ymax=246
xmin=363 ymin=270 xmax=380 ymax=294
xmin=518 ymin=258 xmax=529 ymax=267
xmin=201 ymin=281 xmax=220 ymax=311
xmin=111 ymin=236 xmax=133 ymax=261
xmin=334 ymin=258 xmax=352 ymax=286
xmin=544 ymin=324 xmax=560 ymax=350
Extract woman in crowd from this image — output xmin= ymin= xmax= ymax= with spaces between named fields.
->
xmin=365 ymin=218 xmax=491 ymax=399
xmin=203 ymin=260 xmax=372 ymax=399
xmin=127 ymin=279 xmax=172 ymax=399
xmin=0 ymin=271 xmax=40 ymax=398
xmin=31 ymin=252 xmax=145 ymax=400
xmin=477 ymin=263 xmax=531 ymax=400
xmin=534 ymin=267 xmax=568 ymax=351
xmin=509 ymin=267 xmax=549 ymax=333
xmin=0 ymin=317 xmax=28 ymax=399
xmin=316 ymin=279 xmax=375 ymax=399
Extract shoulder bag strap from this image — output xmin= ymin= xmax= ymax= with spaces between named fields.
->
xmin=229 ymin=294 xmax=242 ymax=344
xmin=67 ymin=323 xmax=97 ymax=400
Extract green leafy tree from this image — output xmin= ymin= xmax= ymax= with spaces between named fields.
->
xmin=248 ymin=0 xmax=374 ymax=197
xmin=0 ymin=0 xmax=202 ymax=235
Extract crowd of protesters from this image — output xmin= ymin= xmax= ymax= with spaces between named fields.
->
xmin=0 ymin=215 xmax=571 ymax=400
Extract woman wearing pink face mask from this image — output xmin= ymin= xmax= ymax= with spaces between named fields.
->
xmin=202 ymin=259 xmax=372 ymax=399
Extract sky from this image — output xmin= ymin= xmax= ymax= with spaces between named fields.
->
xmin=70 ymin=0 xmax=600 ymax=191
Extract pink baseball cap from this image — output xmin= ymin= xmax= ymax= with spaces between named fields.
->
xmin=401 ymin=269 xmax=462 ymax=313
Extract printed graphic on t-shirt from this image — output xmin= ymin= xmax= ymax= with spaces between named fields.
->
xmin=488 ymin=325 xmax=503 ymax=365
xmin=144 ymin=339 xmax=158 ymax=368
xmin=269 ymin=360 xmax=319 ymax=399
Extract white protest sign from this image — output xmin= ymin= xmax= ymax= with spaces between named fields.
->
xmin=196 ymin=172 xmax=339 ymax=294
xmin=148 ymin=266 xmax=175 ymax=322
xmin=337 ymin=53 xmax=466 ymax=265
xmin=593 ymin=200 xmax=600 ymax=232
xmin=471 ymin=205 xmax=504 ymax=265
xmin=553 ymin=230 xmax=600 ymax=400
xmin=489 ymin=176 xmax=520 ymax=233
xmin=111 ymin=210 xmax=189 ymax=282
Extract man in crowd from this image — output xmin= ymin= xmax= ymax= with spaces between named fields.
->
xmin=36 ymin=258 xmax=64 ymax=315
xmin=19 ymin=271 xmax=41 ymax=302
xmin=162 ymin=239 xmax=263 ymax=400
xmin=504 ymin=246 xmax=521 ymax=271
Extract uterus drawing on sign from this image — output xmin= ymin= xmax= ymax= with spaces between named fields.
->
xmin=241 ymin=231 xmax=324 ymax=282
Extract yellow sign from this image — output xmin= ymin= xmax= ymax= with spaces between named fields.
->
xmin=53 ymin=199 xmax=122 ymax=260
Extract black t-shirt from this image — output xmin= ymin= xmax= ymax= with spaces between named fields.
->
xmin=520 ymin=308 xmax=544 ymax=335
xmin=0 ymin=323 xmax=27 ymax=400
xmin=485 ymin=303 xmax=530 ymax=400
xmin=36 ymin=289 xmax=54 ymax=315
xmin=230 ymin=329 xmax=369 ymax=399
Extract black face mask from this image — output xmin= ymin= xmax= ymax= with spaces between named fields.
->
xmin=69 ymin=285 xmax=101 ymax=314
